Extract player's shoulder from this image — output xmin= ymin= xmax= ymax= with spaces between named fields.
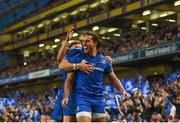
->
xmin=67 ymin=48 xmax=83 ymax=56
xmin=73 ymin=51 xmax=84 ymax=58
xmin=98 ymin=53 xmax=110 ymax=64
xmin=69 ymin=51 xmax=84 ymax=62
xmin=70 ymin=48 xmax=83 ymax=53
xmin=97 ymin=53 xmax=106 ymax=59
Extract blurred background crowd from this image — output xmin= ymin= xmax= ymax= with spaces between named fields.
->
xmin=104 ymin=73 xmax=180 ymax=122
xmin=0 ymin=72 xmax=179 ymax=122
xmin=0 ymin=0 xmax=180 ymax=122
xmin=0 ymin=88 xmax=57 ymax=122
xmin=0 ymin=23 xmax=180 ymax=79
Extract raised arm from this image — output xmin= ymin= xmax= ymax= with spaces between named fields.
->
xmin=57 ymin=27 xmax=73 ymax=64
xmin=107 ymin=71 xmax=128 ymax=98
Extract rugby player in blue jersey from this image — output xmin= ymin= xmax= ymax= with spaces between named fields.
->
xmin=51 ymin=28 xmax=92 ymax=122
xmin=61 ymin=31 xmax=128 ymax=122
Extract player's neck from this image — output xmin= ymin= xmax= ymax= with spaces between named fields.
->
xmin=88 ymin=49 xmax=97 ymax=57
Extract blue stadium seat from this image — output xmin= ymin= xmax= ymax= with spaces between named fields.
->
xmin=0 ymin=15 xmax=15 ymax=27
xmin=15 ymin=5 xmax=36 ymax=19
xmin=0 ymin=53 xmax=8 ymax=69
xmin=9 ymin=0 xmax=22 ymax=5
xmin=35 ymin=0 xmax=50 ymax=8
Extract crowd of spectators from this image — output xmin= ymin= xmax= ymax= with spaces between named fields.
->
xmin=0 ymin=88 xmax=57 ymax=122
xmin=0 ymin=52 xmax=56 ymax=79
xmin=105 ymin=74 xmax=180 ymax=122
xmin=0 ymin=73 xmax=179 ymax=122
xmin=101 ymin=24 xmax=180 ymax=55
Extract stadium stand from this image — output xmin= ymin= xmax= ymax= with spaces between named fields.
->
xmin=10 ymin=0 xmax=139 ymax=43
xmin=0 ymin=23 xmax=179 ymax=79
xmin=0 ymin=0 xmax=180 ymax=122
xmin=0 ymin=0 xmax=52 ymax=31
xmin=24 ymin=0 xmax=70 ymax=20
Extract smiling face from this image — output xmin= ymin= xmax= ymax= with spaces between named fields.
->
xmin=83 ymin=34 xmax=97 ymax=54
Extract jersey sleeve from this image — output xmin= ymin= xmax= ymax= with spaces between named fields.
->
xmin=65 ymin=48 xmax=83 ymax=61
xmin=64 ymin=52 xmax=71 ymax=61
xmin=68 ymin=53 xmax=82 ymax=64
xmin=104 ymin=62 xmax=113 ymax=75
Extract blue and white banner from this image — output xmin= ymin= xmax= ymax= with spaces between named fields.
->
xmin=0 ymin=68 xmax=62 ymax=85
xmin=50 ymin=68 xmax=62 ymax=76
xmin=112 ymin=41 xmax=180 ymax=64
xmin=0 ymin=74 xmax=28 ymax=85
xmin=139 ymin=80 xmax=151 ymax=96
xmin=0 ymin=97 xmax=18 ymax=112
xmin=121 ymin=78 xmax=136 ymax=94
xmin=165 ymin=71 xmax=180 ymax=84
xmin=29 ymin=69 xmax=50 ymax=79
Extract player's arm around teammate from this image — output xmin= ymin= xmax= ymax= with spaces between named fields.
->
xmin=57 ymin=27 xmax=92 ymax=73
xmin=59 ymin=58 xmax=93 ymax=74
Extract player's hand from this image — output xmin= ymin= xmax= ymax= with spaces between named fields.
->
xmin=123 ymin=91 xmax=130 ymax=100
xmin=105 ymin=55 xmax=112 ymax=64
xmin=78 ymin=60 xmax=93 ymax=74
xmin=65 ymin=27 xmax=74 ymax=41
xmin=61 ymin=97 xmax=69 ymax=108
xmin=122 ymin=91 xmax=130 ymax=103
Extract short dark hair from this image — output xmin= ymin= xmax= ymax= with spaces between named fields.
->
xmin=84 ymin=31 xmax=101 ymax=48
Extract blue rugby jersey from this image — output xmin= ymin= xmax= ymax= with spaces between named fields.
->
xmin=60 ymin=48 xmax=83 ymax=92
xmin=55 ymin=47 xmax=83 ymax=103
xmin=69 ymin=53 xmax=112 ymax=100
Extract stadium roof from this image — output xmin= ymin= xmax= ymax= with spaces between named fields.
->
xmin=0 ymin=0 xmax=51 ymax=31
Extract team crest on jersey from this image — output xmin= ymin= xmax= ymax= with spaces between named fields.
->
xmin=76 ymin=106 xmax=80 ymax=112
xmin=81 ymin=59 xmax=86 ymax=63
xmin=99 ymin=59 xmax=105 ymax=64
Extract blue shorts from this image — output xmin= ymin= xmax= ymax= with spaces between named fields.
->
xmin=51 ymin=90 xmax=63 ymax=121
xmin=76 ymin=96 xmax=106 ymax=119
xmin=63 ymin=90 xmax=76 ymax=116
